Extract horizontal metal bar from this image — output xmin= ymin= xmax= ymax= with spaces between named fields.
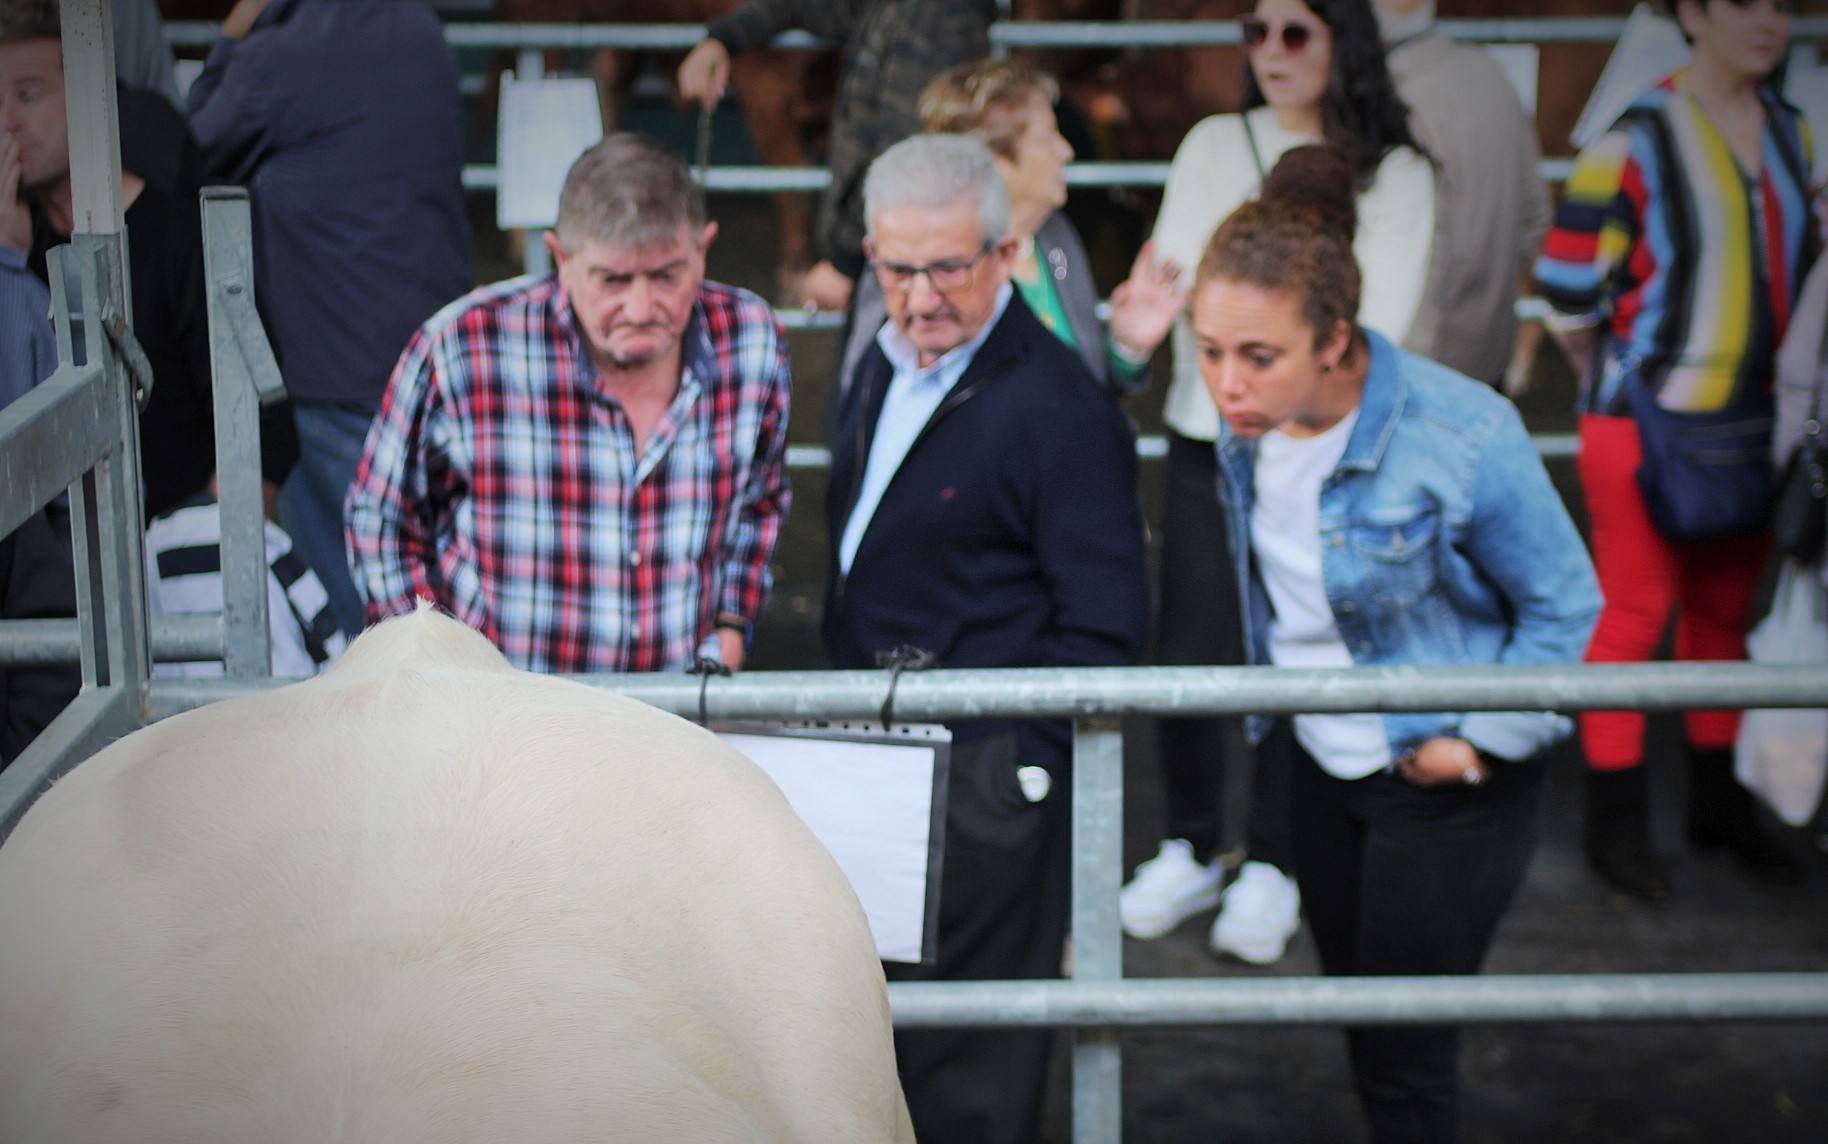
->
xmin=886 ymin=973 xmax=1828 ymax=1028
xmin=784 ymin=432 xmax=1574 ymax=473
xmin=0 ymin=683 xmax=136 ymax=840
xmin=0 ymin=360 xmax=108 ymax=540
xmin=464 ymin=158 xmax=1576 ymax=195
xmin=147 ymin=661 xmax=1828 ymax=724
xmin=164 ymin=18 xmax=1828 ymax=52
xmin=0 ymin=615 xmax=224 ymax=667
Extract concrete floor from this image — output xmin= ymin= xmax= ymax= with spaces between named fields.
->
xmin=471 ymin=179 xmax=1828 ymax=1143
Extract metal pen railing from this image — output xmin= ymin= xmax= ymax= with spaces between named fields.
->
xmin=3 ymin=11 xmax=1821 ymax=1142
xmin=0 ymin=0 xmax=149 ymax=846
xmin=132 ymin=660 xmax=1828 ymax=1144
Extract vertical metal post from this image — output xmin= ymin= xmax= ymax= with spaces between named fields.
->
xmin=199 ymin=188 xmax=275 ymax=678
xmin=60 ymin=0 xmax=147 ymax=699
xmin=516 ymin=48 xmax=553 ymax=279
xmin=1070 ymin=718 xmax=1124 ymax=1143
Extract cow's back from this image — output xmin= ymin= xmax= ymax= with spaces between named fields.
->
xmin=0 ymin=609 xmax=913 ymax=1143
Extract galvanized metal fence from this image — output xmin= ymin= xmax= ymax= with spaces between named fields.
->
xmin=163 ymin=15 xmax=1828 ymax=282
xmin=137 ymin=663 xmax=1828 ymax=1144
xmin=2 ymin=8 xmax=1826 ymax=1143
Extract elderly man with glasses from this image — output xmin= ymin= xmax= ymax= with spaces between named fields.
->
xmin=822 ymin=133 xmax=1149 ymax=1144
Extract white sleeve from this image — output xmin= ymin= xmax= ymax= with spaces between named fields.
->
xmin=1151 ymin=116 xmax=1255 ymax=280
xmin=1354 ymin=146 xmax=1436 ymax=344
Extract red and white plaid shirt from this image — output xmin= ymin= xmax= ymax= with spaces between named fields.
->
xmin=347 ymin=276 xmax=791 ymax=673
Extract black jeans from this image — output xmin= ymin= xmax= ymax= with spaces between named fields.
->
xmin=883 ymin=730 xmax=1070 ymax=1144
xmin=1154 ymin=431 xmax=1291 ymax=868
xmin=1281 ymin=723 xmax=1547 ymax=1144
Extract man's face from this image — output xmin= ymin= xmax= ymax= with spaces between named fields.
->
xmin=0 ymin=37 xmax=67 ymax=192
xmin=546 ymin=221 xmax=717 ymax=372
xmin=866 ymin=197 xmax=1016 ymax=365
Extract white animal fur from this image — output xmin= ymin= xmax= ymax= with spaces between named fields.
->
xmin=0 ymin=605 xmax=915 ymax=1143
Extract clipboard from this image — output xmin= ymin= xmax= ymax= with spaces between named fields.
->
xmin=714 ymin=721 xmax=950 ymax=966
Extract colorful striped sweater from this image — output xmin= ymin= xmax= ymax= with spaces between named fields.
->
xmin=1537 ymin=72 xmax=1819 ymax=415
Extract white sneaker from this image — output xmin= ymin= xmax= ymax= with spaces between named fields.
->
xmin=1119 ymin=839 xmax=1224 ymax=940
xmin=1209 ymin=861 xmax=1301 ymax=965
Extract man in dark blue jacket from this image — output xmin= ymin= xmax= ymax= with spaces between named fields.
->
xmin=188 ymin=0 xmax=471 ymax=638
xmin=825 ymin=134 xmax=1149 ymax=1144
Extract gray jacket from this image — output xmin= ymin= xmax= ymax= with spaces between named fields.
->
xmin=1388 ymin=30 xmax=1549 ymax=385
xmin=837 ymin=211 xmax=1123 ymax=406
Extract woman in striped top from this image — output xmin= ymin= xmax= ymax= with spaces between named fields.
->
xmin=1537 ymin=0 xmax=1816 ymax=901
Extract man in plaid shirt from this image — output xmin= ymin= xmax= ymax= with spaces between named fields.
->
xmin=346 ymin=134 xmax=791 ymax=674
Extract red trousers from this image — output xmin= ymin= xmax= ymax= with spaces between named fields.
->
xmin=1576 ymin=414 xmax=1767 ymax=771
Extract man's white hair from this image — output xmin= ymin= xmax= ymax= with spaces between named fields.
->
xmin=863 ymin=134 xmax=1010 ymax=247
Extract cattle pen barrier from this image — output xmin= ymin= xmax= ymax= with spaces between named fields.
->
xmin=130 ymin=664 xmax=1828 ymax=1143
xmin=2 ymin=5 xmax=1827 ymax=1142
xmin=165 ymin=14 xmax=1828 ymax=284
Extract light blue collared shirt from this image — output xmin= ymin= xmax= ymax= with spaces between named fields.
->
xmin=838 ymin=284 xmax=1013 ymax=574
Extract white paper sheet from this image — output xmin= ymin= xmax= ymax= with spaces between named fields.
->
xmin=496 ymin=75 xmax=603 ymax=231
xmin=719 ymin=729 xmax=943 ymax=964
xmin=1570 ymin=3 xmax=1691 ymax=150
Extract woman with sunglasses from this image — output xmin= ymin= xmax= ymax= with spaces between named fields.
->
xmin=1118 ymin=0 xmax=1434 ymax=968
xmin=837 ymin=57 xmax=1186 ymax=404
xmin=1537 ymin=0 xmax=1815 ymax=902
xmin=1197 ymin=144 xmax=1599 ymax=1143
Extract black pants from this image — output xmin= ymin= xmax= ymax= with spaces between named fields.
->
xmin=1281 ymin=724 xmax=1547 ymax=1144
xmin=1155 ymin=431 xmax=1291 ymax=867
xmin=884 ymin=729 xmax=1071 ymax=1144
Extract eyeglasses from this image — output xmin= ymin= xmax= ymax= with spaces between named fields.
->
xmin=870 ymin=245 xmax=993 ymax=292
xmin=1239 ymin=15 xmax=1318 ymax=53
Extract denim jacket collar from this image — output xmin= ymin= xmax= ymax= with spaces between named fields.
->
xmin=1216 ymin=327 xmax=1403 ymax=482
xmin=1334 ymin=329 xmax=1404 ymax=474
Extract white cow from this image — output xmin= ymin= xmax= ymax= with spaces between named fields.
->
xmin=0 ymin=606 xmax=916 ymax=1143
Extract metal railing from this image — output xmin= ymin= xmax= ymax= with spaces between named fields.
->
xmin=0 ymin=192 xmax=286 ymax=676
xmin=132 ymin=660 xmax=1828 ymax=1144
xmin=166 ymin=14 xmax=1828 ymax=200
xmin=0 ymin=12 xmax=1820 ymax=1142
xmin=0 ymin=0 xmax=150 ymax=843
xmin=162 ymin=16 xmax=1828 ymax=51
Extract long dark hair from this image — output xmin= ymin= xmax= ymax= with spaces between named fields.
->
xmin=1240 ymin=0 xmax=1423 ymax=186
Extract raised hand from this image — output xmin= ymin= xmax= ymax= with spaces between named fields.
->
xmin=0 ymin=135 xmax=30 ymax=252
xmin=1107 ymin=239 xmax=1186 ymax=361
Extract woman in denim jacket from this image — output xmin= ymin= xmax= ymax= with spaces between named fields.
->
xmin=1194 ymin=147 xmax=1602 ymax=1143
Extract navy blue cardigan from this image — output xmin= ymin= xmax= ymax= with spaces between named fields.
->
xmin=823 ymin=294 xmax=1149 ymax=760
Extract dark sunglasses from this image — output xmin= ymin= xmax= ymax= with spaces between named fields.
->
xmin=1239 ymin=14 xmax=1318 ymax=53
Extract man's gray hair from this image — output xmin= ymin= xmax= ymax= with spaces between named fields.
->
xmin=553 ymin=133 xmax=706 ymax=252
xmin=0 ymin=0 xmax=58 ymax=43
xmin=863 ymin=134 xmax=1010 ymax=246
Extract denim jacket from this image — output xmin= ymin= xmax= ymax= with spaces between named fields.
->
xmin=1215 ymin=330 xmax=1602 ymax=762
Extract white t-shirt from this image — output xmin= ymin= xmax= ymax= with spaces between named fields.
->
xmin=1251 ymin=409 xmax=1393 ymax=780
xmin=1150 ymin=106 xmax=1437 ymax=442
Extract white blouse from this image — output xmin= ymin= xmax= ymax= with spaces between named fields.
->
xmin=1150 ymin=105 xmax=1437 ymax=442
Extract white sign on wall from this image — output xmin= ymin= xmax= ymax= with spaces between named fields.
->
xmin=496 ymin=75 xmax=603 ymax=231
